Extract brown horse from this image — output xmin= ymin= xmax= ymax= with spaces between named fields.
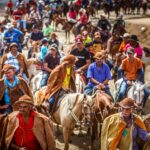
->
xmin=0 ymin=114 xmax=7 ymax=142
xmin=90 ymin=90 xmax=116 ymax=150
xmin=55 ymin=17 xmax=75 ymax=43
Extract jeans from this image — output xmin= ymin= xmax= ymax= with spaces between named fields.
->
xmin=116 ymin=80 xmax=127 ymax=102
xmin=41 ymin=72 xmax=49 ymax=87
xmin=49 ymin=96 xmax=55 ymax=112
xmin=84 ymin=85 xmax=114 ymax=101
xmin=116 ymin=67 xmax=122 ymax=80
xmin=143 ymin=88 xmax=150 ymax=107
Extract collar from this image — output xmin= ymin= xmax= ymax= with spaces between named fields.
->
xmin=7 ymin=52 xmax=19 ymax=58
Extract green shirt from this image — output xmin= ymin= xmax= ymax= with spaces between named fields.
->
xmin=42 ymin=25 xmax=53 ymax=36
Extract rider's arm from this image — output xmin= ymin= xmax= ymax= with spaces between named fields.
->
xmin=90 ymin=78 xmax=100 ymax=85
xmin=107 ymin=20 xmax=111 ymax=31
xmin=43 ymin=63 xmax=52 ymax=73
xmin=79 ymin=59 xmax=91 ymax=71
xmin=87 ymin=64 xmax=100 ymax=85
xmin=102 ymin=64 xmax=111 ymax=85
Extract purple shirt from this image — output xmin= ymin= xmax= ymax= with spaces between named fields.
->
xmin=87 ymin=62 xmax=111 ymax=88
xmin=120 ymin=113 xmax=149 ymax=150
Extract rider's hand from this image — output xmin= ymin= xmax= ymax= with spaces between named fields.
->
xmin=18 ymin=73 xmax=22 ymax=77
xmin=0 ymin=105 xmax=9 ymax=110
xmin=76 ymin=69 xmax=82 ymax=74
xmin=19 ymin=147 xmax=28 ymax=150
xmin=127 ymin=80 xmax=132 ymax=85
xmin=97 ymin=83 xmax=105 ymax=90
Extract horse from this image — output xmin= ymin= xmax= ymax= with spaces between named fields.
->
xmin=101 ymin=1 xmax=111 ymax=18
xmin=34 ymin=89 xmax=94 ymax=150
xmin=115 ymin=78 xmax=146 ymax=108
xmin=26 ymin=57 xmax=41 ymax=80
xmin=55 ymin=17 xmax=75 ymax=43
xmin=0 ymin=114 xmax=7 ymax=142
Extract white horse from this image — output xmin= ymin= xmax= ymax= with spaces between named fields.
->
xmin=34 ymin=89 xmax=94 ymax=150
xmin=115 ymin=78 xmax=146 ymax=107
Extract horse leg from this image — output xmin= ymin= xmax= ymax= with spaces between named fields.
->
xmin=65 ymin=31 xmax=67 ymax=44
xmin=63 ymin=127 xmax=72 ymax=150
xmin=69 ymin=32 xmax=70 ymax=44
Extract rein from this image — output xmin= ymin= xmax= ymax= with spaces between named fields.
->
xmin=68 ymin=94 xmax=94 ymax=127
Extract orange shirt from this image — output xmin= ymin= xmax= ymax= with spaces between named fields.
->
xmin=121 ymin=57 xmax=143 ymax=80
xmin=13 ymin=111 xmax=39 ymax=150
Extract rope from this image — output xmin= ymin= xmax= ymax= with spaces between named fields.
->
xmin=67 ymin=94 xmax=81 ymax=125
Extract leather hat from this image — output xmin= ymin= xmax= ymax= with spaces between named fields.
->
xmin=2 ymin=64 xmax=15 ymax=72
xmin=15 ymin=95 xmax=33 ymax=106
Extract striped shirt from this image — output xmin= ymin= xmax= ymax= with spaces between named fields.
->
xmin=4 ymin=52 xmax=20 ymax=72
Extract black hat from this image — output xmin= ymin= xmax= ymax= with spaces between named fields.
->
xmin=129 ymin=35 xmax=139 ymax=42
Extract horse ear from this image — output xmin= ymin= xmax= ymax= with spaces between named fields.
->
xmin=140 ymin=84 xmax=146 ymax=90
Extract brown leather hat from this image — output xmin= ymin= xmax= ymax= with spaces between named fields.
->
xmin=63 ymin=54 xmax=77 ymax=65
xmin=94 ymin=52 xmax=105 ymax=59
xmin=119 ymin=98 xmax=136 ymax=109
xmin=15 ymin=95 xmax=33 ymax=106
xmin=2 ymin=64 xmax=15 ymax=72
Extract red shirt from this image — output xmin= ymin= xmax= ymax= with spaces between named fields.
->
xmin=13 ymin=111 xmax=39 ymax=150
xmin=69 ymin=11 xmax=77 ymax=19
xmin=7 ymin=2 xmax=13 ymax=8
xmin=12 ymin=10 xmax=24 ymax=20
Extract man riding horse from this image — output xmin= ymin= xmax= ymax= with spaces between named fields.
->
xmin=116 ymin=47 xmax=150 ymax=105
xmin=45 ymin=54 xmax=76 ymax=113
xmin=84 ymin=52 xmax=113 ymax=100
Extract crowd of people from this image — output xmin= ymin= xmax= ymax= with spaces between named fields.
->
xmin=0 ymin=0 xmax=150 ymax=150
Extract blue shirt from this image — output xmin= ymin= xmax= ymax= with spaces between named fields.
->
xmin=87 ymin=62 xmax=111 ymax=88
xmin=3 ymin=28 xmax=23 ymax=44
xmin=41 ymin=45 xmax=48 ymax=60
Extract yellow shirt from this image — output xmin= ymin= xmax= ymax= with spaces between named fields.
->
xmin=62 ymin=67 xmax=71 ymax=90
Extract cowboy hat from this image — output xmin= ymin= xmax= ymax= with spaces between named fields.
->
xmin=119 ymin=98 xmax=137 ymax=109
xmin=2 ymin=64 xmax=16 ymax=72
xmin=63 ymin=54 xmax=77 ymax=65
xmin=129 ymin=35 xmax=139 ymax=42
xmin=15 ymin=95 xmax=34 ymax=106
xmin=6 ymin=23 xmax=14 ymax=29
xmin=10 ymin=42 xmax=18 ymax=49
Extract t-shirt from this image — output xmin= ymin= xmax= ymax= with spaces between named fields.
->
xmin=121 ymin=57 xmax=143 ymax=80
xmin=30 ymin=31 xmax=43 ymax=41
xmin=70 ymin=48 xmax=90 ymax=69
xmin=87 ymin=62 xmax=111 ymax=88
xmin=62 ymin=67 xmax=71 ymax=90
xmin=44 ymin=53 xmax=60 ymax=71
xmin=41 ymin=45 xmax=48 ymax=61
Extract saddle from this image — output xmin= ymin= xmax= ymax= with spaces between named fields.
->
xmin=51 ymin=89 xmax=69 ymax=114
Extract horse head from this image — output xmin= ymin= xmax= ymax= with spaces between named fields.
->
xmin=128 ymin=81 xmax=146 ymax=107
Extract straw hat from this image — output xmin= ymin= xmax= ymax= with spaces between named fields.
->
xmin=15 ymin=95 xmax=34 ymax=106
xmin=2 ymin=64 xmax=15 ymax=72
